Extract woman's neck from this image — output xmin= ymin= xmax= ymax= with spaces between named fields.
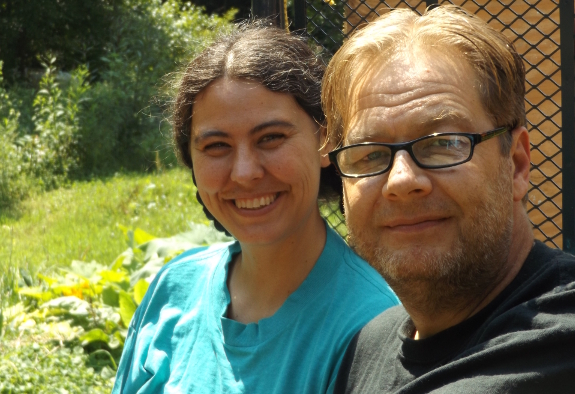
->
xmin=226 ymin=212 xmax=327 ymax=324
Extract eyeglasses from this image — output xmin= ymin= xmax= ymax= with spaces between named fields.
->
xmin=328 ymin=127 xmax=508 ymax=178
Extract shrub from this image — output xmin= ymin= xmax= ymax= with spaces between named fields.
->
xmin=78 ymin=0 xmax=235 ymax=174
xmin=0 ymin=61 xmax=28 ymax=209
xmin=20 ymin=57 xmax=90 ymax=189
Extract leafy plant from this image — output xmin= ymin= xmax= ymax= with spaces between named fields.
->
xmin=19 ymin=57 xmax=90 ymax=189
xmin=1 ymin=222 xmax=231 ymax=387
xmin=78 ymin=0 xmax=235 ymax=174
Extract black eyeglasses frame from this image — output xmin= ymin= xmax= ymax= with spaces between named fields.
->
xmin=328 ymin=127 xmax=509 ymax=178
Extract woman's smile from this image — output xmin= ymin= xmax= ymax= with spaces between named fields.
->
xmin=234 ymin=193 xmax=279 ymax=209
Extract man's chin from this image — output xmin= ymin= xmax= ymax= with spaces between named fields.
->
xmin=373 ymin=247 xmax=459 ymax=283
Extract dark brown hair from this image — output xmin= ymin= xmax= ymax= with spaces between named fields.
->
xmin=172 ymin=22 xmax=342 ymax=234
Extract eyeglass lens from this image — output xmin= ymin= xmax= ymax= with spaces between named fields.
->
xmin=337 ymin=134 xmax=473 ymax=176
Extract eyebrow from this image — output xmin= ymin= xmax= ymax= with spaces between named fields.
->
xmin=193 ymin=120 xmax=296 ymax=145
xmin=346 ymin=111 xmax=474 ymax=144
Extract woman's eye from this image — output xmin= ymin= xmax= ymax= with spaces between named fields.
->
xmin=202 ymin=142 xmax=230 ymax=153
xmin=259 ymin=133 xmax=285 ymax=146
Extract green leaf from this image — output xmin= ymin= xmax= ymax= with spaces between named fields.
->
xmin=133 ymin=279 xmax=149 ymax=305
xmin=102 ymin=286 xmax=119 ymax=307
xmin=99 ymin=270 xmax=128 ymax=283
xmin=119 ymin=291 xmax=136 ymax=327
xmin=37 ymin=273 xmax=58 ymax=286
xmin=17 ymin=286 xmax=54 ymax=301
xmin=19 ymin=268 xmax=33 ymax=287
xmin=110 ymin=248 xmax=133 ymax=271
xmin=80 ymin=328 xmax=109 ymax=345
xmin=133 ymin=228 xmax=156 ymax=245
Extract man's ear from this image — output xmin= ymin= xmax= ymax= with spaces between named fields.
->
xmin=319 ymin=126 xmax=332 ymax=168
xmin=510 ymin=126 xmax=530 ymax=202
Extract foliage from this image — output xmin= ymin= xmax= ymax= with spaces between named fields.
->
xmin=24 ymin=57 xmax=89 ymax=188
xmin=0 ymin=61 xmax=27 ymax=210
xmin=0 ymin=341 xmax=115 ymax=393
xmin=0 ymin=59 xmax=90 ymax=208
xmin=61 ymin=0 xmax=235 ymax=174
xmin=0 ymin=1 xmax=235 ymax=210
xmin=0 ymin=223 xmax=231 ymax=392
xmin=191 ymin=0 xmax=251 ymax=19
xmin=0 ymin=0 xmax=121 ymax=81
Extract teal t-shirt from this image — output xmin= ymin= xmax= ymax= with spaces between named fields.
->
xmin=112 ymin=225 xmax=399 ymax=393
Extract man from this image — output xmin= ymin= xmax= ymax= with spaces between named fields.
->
xmin=322 ymin=5 xmax=575 ymax=393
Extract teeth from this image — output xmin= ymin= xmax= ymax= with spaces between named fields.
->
xmin=234 ymin=194 xmax=277 ymax=210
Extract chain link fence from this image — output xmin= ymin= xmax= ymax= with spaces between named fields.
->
xmin=299 ymin=0 xmax=575 ymax=251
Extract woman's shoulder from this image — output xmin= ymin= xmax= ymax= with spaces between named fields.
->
xmin=146 ymin=241 xmax=237 ymax=294
xmin=166 ymin=241 xmax=236 ymax=269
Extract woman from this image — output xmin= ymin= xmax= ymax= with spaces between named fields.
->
xmin=112 ymin=23 xmax=398 ymax=394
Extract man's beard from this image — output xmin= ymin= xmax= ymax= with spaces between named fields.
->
xmin=347 ymin=167 xmax=514 ymax=315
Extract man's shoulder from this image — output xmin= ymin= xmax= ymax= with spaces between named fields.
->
xmin=348 ymin=305 xmax=406 ymax=359
xmin=360 ymin=305 xmax=407 ymax=336
xmin=512 ymin=241 xmax=575 ymax=304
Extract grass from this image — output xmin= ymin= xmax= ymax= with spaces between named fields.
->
xmin=0 ymin=168 xmax=209 ymax=393
xmin=0 ymin=168 xmax=206 ymax=296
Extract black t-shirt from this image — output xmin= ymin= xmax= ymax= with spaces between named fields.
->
xmin=335 ymin=241 xmax=575 ymax=393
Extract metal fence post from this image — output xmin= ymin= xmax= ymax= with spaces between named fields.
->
xmin=252 ymin=0 xmax=282 ymax=27
xmin=559 ymin=0 xmax=575 ymax=253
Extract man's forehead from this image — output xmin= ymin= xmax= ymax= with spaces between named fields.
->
xmin=344 ymin=50 xmax=485 ymax=142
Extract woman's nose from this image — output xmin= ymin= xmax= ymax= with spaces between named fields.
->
xmin=230 ymin=146 xmax=265 ymax=184
xmin=382 ymin=151 xmax=432 ymax=200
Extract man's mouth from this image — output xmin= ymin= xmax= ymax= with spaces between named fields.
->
xmin=234 ymin=193 xmax=278 ymax=209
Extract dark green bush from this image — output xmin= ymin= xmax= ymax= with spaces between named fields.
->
xmin=0 ymin=1 xmax=234 ymax=209
xmin=0 ymin=62 xmax=29 ymax=209
xmin=0 ymin=0 xmax=121 ymax=81
xmin=77 ymin=0 xmax=234 ymax=174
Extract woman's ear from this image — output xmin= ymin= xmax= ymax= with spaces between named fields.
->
xmin=319 ymin=126 xmax=332 ymax=168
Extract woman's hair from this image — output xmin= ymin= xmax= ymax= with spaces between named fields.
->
xmin=172 ymin=22 xmax=342 ymax=234
xmin=322 ymin=5 xmax=526 ymax=155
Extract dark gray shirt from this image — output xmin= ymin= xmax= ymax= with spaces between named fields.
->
xmin=335 ymin=241 xmax=575 ymax=393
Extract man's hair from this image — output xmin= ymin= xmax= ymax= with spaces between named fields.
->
xmin=322 ymin=5 xmax=526 ymax=154
xmin=172 ymin=22 xmax=342 ymax=233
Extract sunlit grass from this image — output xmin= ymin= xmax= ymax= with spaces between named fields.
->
xmin=0 ymin=168 xmax=206 ymax=285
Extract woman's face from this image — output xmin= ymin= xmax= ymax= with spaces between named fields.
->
xmin=190 ymin=78 xmax=329 ymax=245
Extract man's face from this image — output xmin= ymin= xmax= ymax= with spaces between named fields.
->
xmin=343 ymin=48 xmax=514 ymax=305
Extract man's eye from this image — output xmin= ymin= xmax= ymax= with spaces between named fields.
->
xmin=363 ymin=151 xmax=385 ymax=161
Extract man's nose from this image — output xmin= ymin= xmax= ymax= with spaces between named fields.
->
xmin=382 ymin=150 xmax=432 ymax=200
xmin=230 ymin=146 xmax=264 ymax=184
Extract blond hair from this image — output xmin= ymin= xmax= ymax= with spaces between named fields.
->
xmin=322 ymin=5 xmax=525 ymax=153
